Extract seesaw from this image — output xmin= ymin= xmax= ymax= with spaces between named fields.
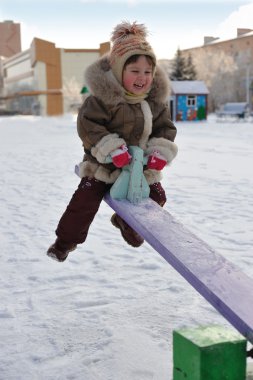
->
xmin=103 ymin=146 xmax=253 ymax=345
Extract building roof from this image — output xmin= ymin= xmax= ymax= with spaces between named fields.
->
xmin=206 ymin=30 xmax=253 ymax=45
xmin=171 ymin=80 xmax=209 ymax=94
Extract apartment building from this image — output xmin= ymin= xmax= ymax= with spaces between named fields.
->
xmin=183 ymin=28 xmax=253 ymax=59
xmin=181 ymin=28 xmax=253 ymax=107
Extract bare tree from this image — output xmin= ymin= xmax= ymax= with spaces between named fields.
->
xmin=158 ymin=59 xmax=172 ymax=78
xmin=62 ymin=76 xmax=83 ymax=112
xmin=190 ymin=49 xmax=238 ymax=111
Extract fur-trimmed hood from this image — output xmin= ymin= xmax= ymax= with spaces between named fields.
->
xmin=85 ymin=54 xmax=170 ymax=106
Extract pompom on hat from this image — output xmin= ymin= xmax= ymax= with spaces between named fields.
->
xmin=110 ymin=21 xmax=156 ymax=84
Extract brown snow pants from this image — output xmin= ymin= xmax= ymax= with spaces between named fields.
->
xmin=56 ymin=177 xmax=166 ymax=245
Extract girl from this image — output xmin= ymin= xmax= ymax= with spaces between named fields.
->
xmin=47 ymin=21 xmax=178 ymax=262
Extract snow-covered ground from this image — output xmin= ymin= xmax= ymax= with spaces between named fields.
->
xmin=1 ymin=114 xmax=253 ymax=380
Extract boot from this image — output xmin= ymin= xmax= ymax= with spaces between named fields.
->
xmin=47 ymin=238 xmax=77 ymax=262
xmin=111 ymin=213 xmax=144 ymax=248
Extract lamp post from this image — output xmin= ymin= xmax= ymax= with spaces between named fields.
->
xmin=246 ymin=65 xmax=250 ymax=105
xmin=250 ymin=79 xmax=253 ymax=115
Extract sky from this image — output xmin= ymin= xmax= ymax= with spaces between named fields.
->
xmin=1 ymin=0 xmax=253 ymax=59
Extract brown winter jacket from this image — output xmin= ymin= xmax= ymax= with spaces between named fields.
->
xmin=77 ymin=55 xmax=178 ymax=184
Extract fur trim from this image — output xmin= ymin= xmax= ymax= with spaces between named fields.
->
xmin=85 ymin=55 xmax=170 ymax=106
xmin=85 ymin=58 xmax=125 ymax=105
xmin=148 ymin=65 xmax=170 ymax=104
xmin=76 ymin=160 xmax=162 ymax=185
xmin=145 ymin=137 xmax=178 ymax=164
xmin=77 ymin=161 xmax=98 ymax=178
xmin=94 ymin=166 xmax=121 ymax=184
xmin=144 ymin=168 xmax=163 ymax=185
xmin=139 ymin=100 xmax=153 ymax=149
xmin=91 ymin=133 xmax=126 ymax=163
xmin=77 ymin=160 xmax=121 ymax=184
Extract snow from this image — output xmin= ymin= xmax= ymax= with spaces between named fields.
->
xmin=1 ymin=113 xmax=253 ymax=380
xmin=170 ymin=80 xmax=209 ymax=94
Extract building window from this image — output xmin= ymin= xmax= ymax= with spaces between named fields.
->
xmin=187 ymin=95 xmax=196 ymax=107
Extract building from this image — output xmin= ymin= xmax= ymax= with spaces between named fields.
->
xmin=0 ymin=20 xmax=22 ymax=112
xmin=0 ymin=20 xmax=21 ymax=58
xmin=181 ymin=28 xmax=253 ymax=109
xmin=170 ymin=81 xmax=209 ymax=121
xmin=1 ymin=37 xmax=110 ymax=116
xmin=183 ymin=28 xmax=253 ymax=60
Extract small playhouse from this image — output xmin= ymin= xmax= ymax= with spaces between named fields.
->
xmin=170 ymin=81 xmax=209 ymax=121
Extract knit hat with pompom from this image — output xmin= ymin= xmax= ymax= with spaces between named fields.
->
xmin=110 ymin=21 xmax=156 ymax=84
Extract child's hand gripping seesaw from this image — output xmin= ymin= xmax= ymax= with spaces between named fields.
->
xmin=75 ymin=145 xmax=167 ymax=205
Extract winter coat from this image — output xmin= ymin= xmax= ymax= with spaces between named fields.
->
xmin=77 ymin=54 xmax=178 ymax=185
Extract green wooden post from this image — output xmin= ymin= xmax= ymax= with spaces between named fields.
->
xmin=173 ymin=325 xmax=247 ymax=380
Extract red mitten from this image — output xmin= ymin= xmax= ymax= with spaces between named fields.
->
xmin=147 ymin=151 xmax=167 ymax=170
xmin=111 ymin=145 xmax=132 ymax=168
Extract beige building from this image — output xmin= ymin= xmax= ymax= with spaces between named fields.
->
xmin=183 ymin=28 xmax=253 ymax=59
xmin=2 ymin=37 xmax=110 ymax=115
xmin=0 ymin=20 xmax=21 ymax=58
xmin=182 ymin=28 xmax=253 ymax=107
xmin=0 ymin=20 xmax=22 ymax=111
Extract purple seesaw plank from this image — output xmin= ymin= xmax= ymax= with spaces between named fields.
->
xmin=104 ymin=194 xmax=253 ymax=343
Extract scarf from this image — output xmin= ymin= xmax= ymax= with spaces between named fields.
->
xmin=124 ymin=90 xmax=148 ymax=104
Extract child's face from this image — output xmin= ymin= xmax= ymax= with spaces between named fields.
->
xmin=122 ymin=55 xmax=153 ymax=94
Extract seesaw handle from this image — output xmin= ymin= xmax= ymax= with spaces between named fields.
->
xmin=108 ymin=146 xmax=150 ymax=204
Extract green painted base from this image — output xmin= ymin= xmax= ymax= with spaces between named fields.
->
xmin=173 ymin=325 xmax=247 ymax=380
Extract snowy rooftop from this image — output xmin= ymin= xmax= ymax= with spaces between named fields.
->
xmin=171 ymin=80 xmax=209 ymax=95
xmin=206 ymin=30 xmax=253 ymax=45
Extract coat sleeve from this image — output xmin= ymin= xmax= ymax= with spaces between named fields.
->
xmin=151 ymin=103 xmax=177 ymax=141
xmin=77 ymin=96 xmax=126 ymax=163
xmin=145 ymin=103 xmax=178 ymax=164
